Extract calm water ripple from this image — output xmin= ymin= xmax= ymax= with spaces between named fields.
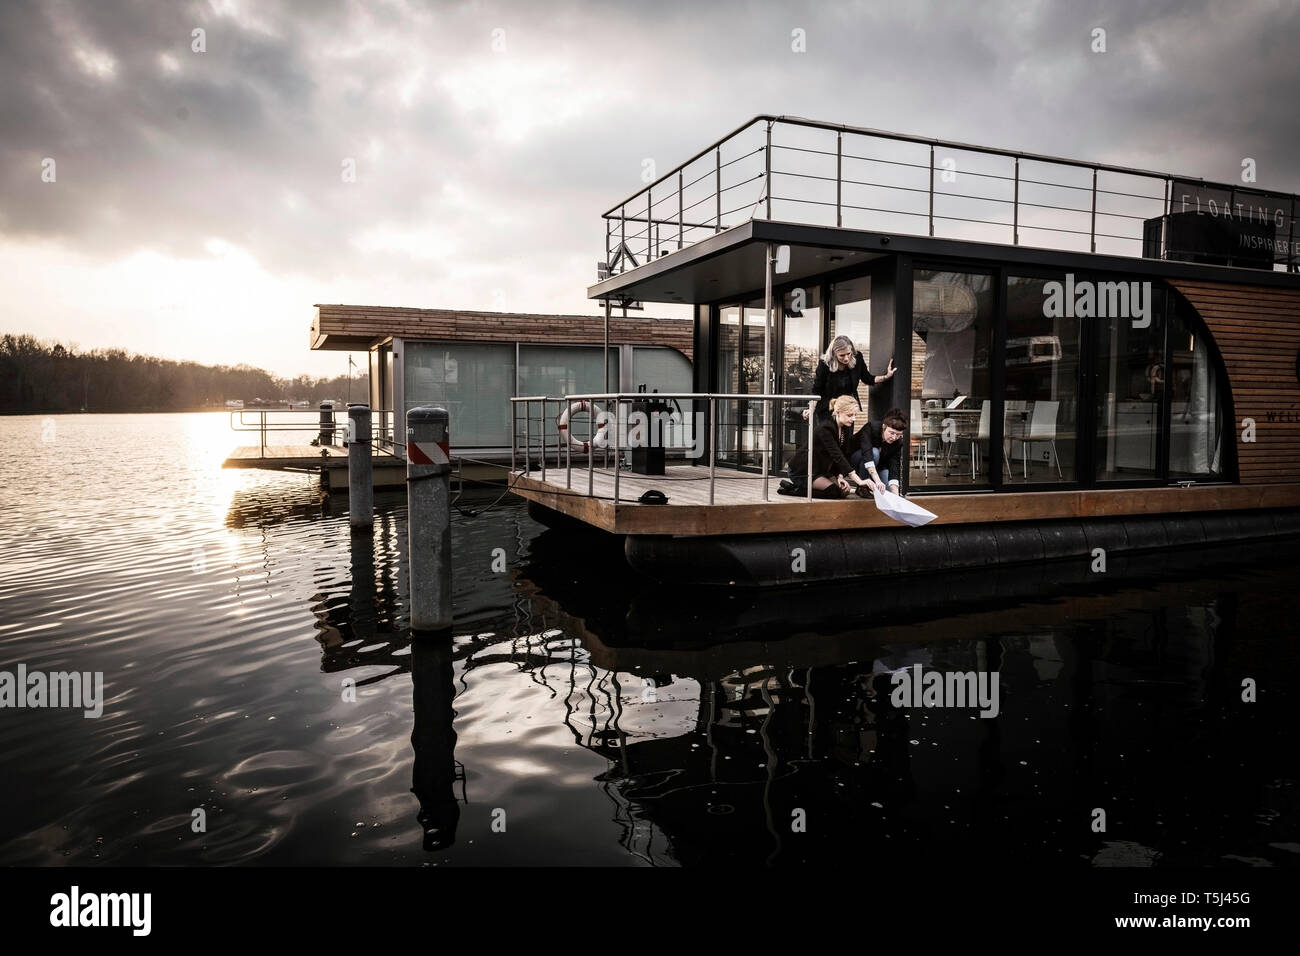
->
xmin=0 ymin=412 xmax=1297 ymax=866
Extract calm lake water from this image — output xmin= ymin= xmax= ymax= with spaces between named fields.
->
xmin=1 ymin=412 xmax=1298 ymax=867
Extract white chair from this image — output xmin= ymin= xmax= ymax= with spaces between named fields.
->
xmin=1009 ymin=400 xmax=1062 ymax=479
xmin=910 ymin=400 xmax=930 ymax=476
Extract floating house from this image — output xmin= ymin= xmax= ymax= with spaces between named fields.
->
xmin=225 ymin=306 xmax=693 ymax=490
xmin=512 ymin=115 xmax=1300 ymax=584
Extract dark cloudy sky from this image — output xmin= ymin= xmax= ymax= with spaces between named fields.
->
xmin=2 ymin=0 xmax=1298 ymax=376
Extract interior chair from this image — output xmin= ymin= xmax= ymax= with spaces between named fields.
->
xmin=969 ymin=400 xmax=1013 ymax=480
xmin=910 ymin=400 xmax=930 ymax=476
xmin=1008 ymin=400 xmax=1062 ymax=479
xmin=1002 ymin=400 xmax=1027 ymax=480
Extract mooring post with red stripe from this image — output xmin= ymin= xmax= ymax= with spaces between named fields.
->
xmin=407 ymin=406 xmax=452 ymax=632
xmin=347 ymin=403 xmax=373 ymax=529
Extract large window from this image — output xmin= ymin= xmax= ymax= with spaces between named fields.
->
xmin=632 ymin=346 xmax=695 ymax=452
xmin=631 ymin=346 xmax=691 ymax=394
xmin=901 ymin=270 xmax=1227 ymax=493
xmin=519 ymin=345 xmax=618 ymax=449
xmin=715 ymin=299 xmax=770 ymax=468
xmin=518 ymin=345 xmax=616 ymax=398
xmin=1094 ymin=284 xmax=1166 ymax=481
xmin=1005 ymin=275 xmax=1082 ymax=483
xmin=830 ymin=276 xmax=874 ymax=419
xmin=911 ymin=269 xmax=995 ymax=487
xmin=780 ymin=285 xmax=823 ymax=467
xmin=405 ymin=342 xmax=514 ymax=448
xmin=1167 ymin=300 xmax=1224 ymax=479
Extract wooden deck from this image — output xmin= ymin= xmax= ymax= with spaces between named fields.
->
xmin=223 ymin=445 xmax=401 ymax=470
xmin=511 ymin=463 xmax=1300 ymax=536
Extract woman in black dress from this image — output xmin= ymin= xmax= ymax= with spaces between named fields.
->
xmin=782 ymin=395 xmax=873 ymax=499
xmin=802 ymin=334 xmax=896 ymax=425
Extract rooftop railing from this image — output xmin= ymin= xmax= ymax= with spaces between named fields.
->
xmin=601 ymin=115 xmax=1299 ymax=278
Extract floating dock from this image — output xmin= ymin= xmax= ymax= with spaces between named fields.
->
xmin=222 ymin=443 xmax=407 ymax=490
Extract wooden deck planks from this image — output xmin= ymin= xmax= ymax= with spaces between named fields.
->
xmin=223 ymin=445 xmax=400 ymax=470
xmin=511 ymin=465 xmax=1300 ymax=536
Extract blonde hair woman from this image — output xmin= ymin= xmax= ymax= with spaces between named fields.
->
xmin=803 ymin=334 xmax=896 ymax=424
xmin=782 ymin=395 xmax=871 ymax=499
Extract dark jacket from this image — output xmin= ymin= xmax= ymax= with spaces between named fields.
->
xmin=790 ymin=419 xmax=857 ymax=482
xmin=859 ymin=420 xmax=903 ymax=478
xmin=812 ymin=351 xmax=885 ymax=416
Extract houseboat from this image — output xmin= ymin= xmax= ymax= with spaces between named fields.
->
xmin=511 ymin=115 xmax=1300 ymax=586
xmin=225 ymin=306 xmax=693 ymax=489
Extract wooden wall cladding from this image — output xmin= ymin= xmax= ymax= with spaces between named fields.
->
xmin=1171 ymin=279 xmax=1300 ymax=484
xmin=312 ymin=305 xmax=693 ymax=360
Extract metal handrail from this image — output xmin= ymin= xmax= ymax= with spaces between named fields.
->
xmin=510 ymin=392 xmax=823 ymax=504
xmin=229 ymin=407 xmax=398 ymax=458
xmin=599 ymin=114 xmax=1300 ymax=277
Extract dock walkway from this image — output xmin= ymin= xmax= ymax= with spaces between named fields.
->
xmin=222 ymin=444 xmax=368 ymax=470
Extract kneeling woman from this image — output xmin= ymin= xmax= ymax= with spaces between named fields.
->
xmin=783 ymin=395 xmax=871 ymax=499
xmin=852 ymin=407 xmax=907 ymax=495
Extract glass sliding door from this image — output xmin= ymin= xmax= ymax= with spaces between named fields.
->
xmin=715 ymin=306 xmax=741 ymax=466
xmin=714 ymin=299 xmax=774 ymax=470
xmin=1167 ymin=298 xmax=1225 ymax=479
xmin=1004 ymin=275 xmax=1082 ymax=483
xmin=1094 ymin=284 xmax=1165 ymax=481
xmin=780 ymin=285 xmax=823 ymax=469
xmin=911 ymin=269 xmax=995 ymax=487
xmin=829 ymin=276 xmax=873 ymax=423
xmin=738 ymin=299 xmax=768 ymax=469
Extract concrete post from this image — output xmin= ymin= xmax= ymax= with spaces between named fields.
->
xmin=348 ymin=403 xmax=373 ymax=529
xmin=318 ymin=401 xmax=334 ymax=445
xmin=407 ymin=406 xmax=452 ymax=632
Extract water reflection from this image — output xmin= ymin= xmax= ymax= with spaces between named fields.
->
xmin=503 ymin=531 xmax=1300 ymax=866
xmin=410 ymin=635 xmax=463 ymax=850
xmin=310 ymin=510 xmax=410 ymax=679
xmin=224 ymin=481 xmax=1300 ymax=865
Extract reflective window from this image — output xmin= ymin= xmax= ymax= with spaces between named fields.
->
xmin=518 ymin=345 xmax=618 ymax=449
xmin=781 ymin=285 xmax=823 ymax=467
xmin=1094 ymin=283 xmax=1165 ymax=480
xmin=911 ymin=269 xmax=994 ymax=487
xmin=1005 ymin=275 xmax=1082 ymax=483
xmin=715 ymin=306 xmax=740 ymax=465
xmin=830 ymin=276 xmax=873 ymax=417
xmin=1168 ymin=300 xmax=1225 ymax=479
xmin=715 ymin=300 xmax=774 ymax=469
xmin=632 ymin=346 xmax=695 ymax=452
xmin=405 ymin=342 xmax=514 ymax=447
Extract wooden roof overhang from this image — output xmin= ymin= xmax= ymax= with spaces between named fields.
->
xmin=310 ymin=305 xmax=694 ymax=358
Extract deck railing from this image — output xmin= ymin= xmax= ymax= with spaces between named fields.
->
xmin=511 ymin=392 xmax=822 ymax=504
xmin=229 ymin=407 xmax=398 ymax=457
xmin=601 ymin=114 xmax=1300 ymax=277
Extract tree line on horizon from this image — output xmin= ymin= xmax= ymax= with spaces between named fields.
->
xmin=0 ymin=333 xmax=370 ymax=413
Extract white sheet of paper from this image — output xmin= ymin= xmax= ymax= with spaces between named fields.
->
xmin=872 ymin=488 xmax=937 ymax=527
